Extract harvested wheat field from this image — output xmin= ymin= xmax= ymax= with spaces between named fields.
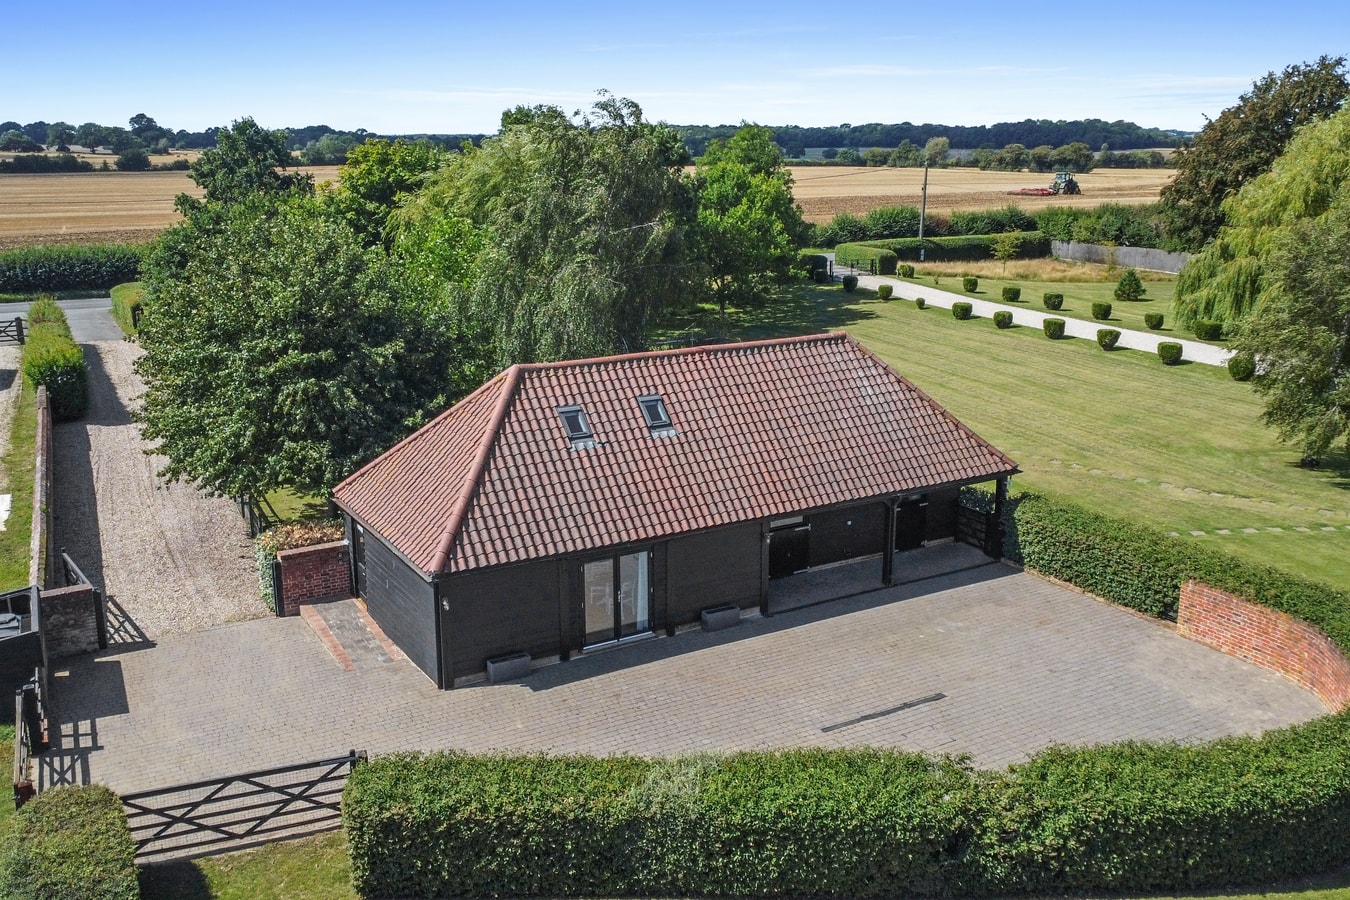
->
xmin=0 ymin=165 xmax=344 ymax=249
xmin=789 ymin=166 xmax=1175 ymax=223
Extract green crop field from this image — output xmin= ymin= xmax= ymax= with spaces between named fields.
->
xmin=661 ymin=282 xmax=1350 ymax=589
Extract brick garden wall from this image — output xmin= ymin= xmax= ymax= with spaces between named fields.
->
xmin=1178 ymin=580 xmax=1350 ymax=711
xmin=39 ymin=584 xmax=102 ymax=658
xmin=277 ymin=541 xmax=351 ymax=616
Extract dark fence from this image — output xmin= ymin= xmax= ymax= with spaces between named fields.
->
xmin=236 ymin=494 xmax=277 ymax=538
xmin=0 ymin=316 xmax=24 ymax=345
xmin=12 ymin=669 xmax=49 ymax=810
xmin=122 ymin=751 xmax=366 ymax=862
xmin=956 ymin=504 xmax=1000 ymax=557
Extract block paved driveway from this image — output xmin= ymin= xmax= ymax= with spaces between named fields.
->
xmin=44 ymin=564 xmax=1324 ymax=794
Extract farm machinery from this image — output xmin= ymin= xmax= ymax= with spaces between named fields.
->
xmin=1008 ymin=172 xmax=1082 ymax=196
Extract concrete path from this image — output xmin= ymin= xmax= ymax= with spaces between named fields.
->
xmin=41 ymin=564 xmax=1325 ymax=794
xmin=3 ymin=296 xmax=124 ymax=343
xmin=846 ymin=272 xmax=1232 ymax=367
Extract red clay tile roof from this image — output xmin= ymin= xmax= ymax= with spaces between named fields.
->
xmin=334 ymin=333 xmax=1017 ymax=576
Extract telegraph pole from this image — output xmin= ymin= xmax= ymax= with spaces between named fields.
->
xmin=918 ymin=158 xmax=929 ymax=262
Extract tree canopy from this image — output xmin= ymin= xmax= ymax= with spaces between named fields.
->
xmin=399 ymin=93 xmax=699 ymax=364
xmin=136 ymin=195 xmax=468 ymax=498
xmin=1174 ymin=103 xmax=1350 ymax=327
xmin=178 ymin=117 xmax=312 ymax=213
xmin=1159 ymin=56 xmax=1348 ymax=252
xmin=334 ymin=138 xmax=447 ymax=246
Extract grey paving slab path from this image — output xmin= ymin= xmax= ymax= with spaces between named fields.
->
xmin=42 ymin=565 xmax=1325 ymax=794
xmin=845 ymin=272 xmax=1232 ymax=366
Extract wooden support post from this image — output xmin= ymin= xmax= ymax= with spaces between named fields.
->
xmin=881 ymin=497 xmax=897 ymax=586
xmin=991 ymin=477 xmax=1009 ymax=561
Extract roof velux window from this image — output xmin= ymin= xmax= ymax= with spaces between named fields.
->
xmin=637 ymin=394 xmax=676 ymax=437
xmin=557 ymin=405 xmax=595 ymax=449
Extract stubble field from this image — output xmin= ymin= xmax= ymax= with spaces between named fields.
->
xmin=0 ymin=163 xmax=1171 ymax=248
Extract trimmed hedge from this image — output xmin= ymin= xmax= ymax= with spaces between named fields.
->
xmin=0 ymin=243 xmax=144 ymax=293
xmin=856 ymin=231 xmax=1051 ymax=263
xmin=1158 ymin=341 xmax=1183 ymax=365
xmin=993 ymin=311 xmax=1013 ymax=329
xmin=1097 ymin=328 xmax=1121 ymax=350
xmin=1194 ymin=319 xmax=1223 ymax=340
xmin=109 ymin=281 xmax=144 ymax=334
xmin=1042 ymin=292 xmax=1063 ymax=310
xmin=952 ymin=302 xmax=973 ymax=320
xmin=1091 ymin=301 xmax=1112 ymax=320
xmin=797 ymin=252 xmax=830 ymax=281
xmin=1001 ymin=286 xmax=1021 ymax=303
xmin=0 ymin=785 xmax=137 ymax=900
xmin=962 ymin=275 xmax=978 ymax=292
xmin=841 ymin=274 xmax=859 ymax=292
xmin=1228 ymin=353 xmax=1256 ymax=381
xmin=1144 ymin=312 xmax=1164 ymax=329
xmin=1043 ymin=318 xmax=1066 ymax=339
xmin=20 ymin=301 xmax=88 ymax=421
xmin=898 ymin=263 xmax=915 ymax=277
xmin=833 ymin=243 xmax=898 ymax=275
xmin=914 ymin=297 xmax=926 ymax=309
xmin=877 ymin=283 xmax=893 ymax=301
xmin=345 ymin=492 xmax=1350 ymax=899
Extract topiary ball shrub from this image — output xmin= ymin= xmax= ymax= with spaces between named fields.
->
xmin=914 ymin=297 xmax=926 ymax=309
xmin=1097 ymin=328 xmax=1121 ymax=350
xmin=1228 ymin=353 xmax=1256 ymax=381
xmin=1092 ymin=302 xmax=1112 ymax=320
xmin=877 ymin=284 xmax=893 ymax=301
xmin=1194 ymin=320 xmax=1223 ymax=340
xmin=1114 ymin=267 xmax=1147 ymax=302
xmin=1042 ymin=292 xmax=1063 ymax=310
xmin=993 ymin=311 xmax=1013 ymax=329
xmin=1144 ymin=312 xmax=1164 ymax=330
xmin=1043 ymin=318 xmax=1066 ymax=339
xmin=1002 ymin=286 xmax=1022 ymax=303
xmin=952 ymin=302 xmax=973 ymax=320
xmin=1158 ymin=341 xmax=1183 ymax=365
xmin=842 ymin=274 xmax=858 ymax=292
xmin=813 ymin=269 xmax=829 ymax=284
xmin=898 ymin=263 xmax=915 ymax=278
xmin=962 ymin=275 xmax=978 ymax=292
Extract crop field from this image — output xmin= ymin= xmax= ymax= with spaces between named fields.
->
xmin=789 ymin=165 xmax=1174 ymax=222
xmin=0 ymin=165 xmax=343 ymax=249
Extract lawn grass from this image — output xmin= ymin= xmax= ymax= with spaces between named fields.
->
xmin=942 ymin=273 xmax=1184 ymax=336
xmin=662 ymin=283 xmax=1350 ymax=589
xmin=262 ymin=487 xmax=330 ymax=525
xmin=138 ymin=830 xmax=354 ymax=900
xmin=0 ymin=377 xmax=37 ymax=591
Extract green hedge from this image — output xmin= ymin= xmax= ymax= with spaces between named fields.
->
xmin=109 ymin=281 xmax=144 ymax=334
xmin=1229 ymin=353 xmax=1256 ymax=381
xmin=1144 ymin=312 xmax=1164 ymax=329
xmin=993 ymin=310 xmax=1013 ymax=329
xmin=1042 ymin=291 xmax=1063 ymax=310
xmin=858 ymin=231 xmax=1051 ymax=263
xmin=952 ymin=301 xmax=972 ymax=320
xmin=1043 ymin=318 xmax=1065 ymax=339
xmin=0 ymin=244 xmax=145 ymax=293
xmin=833 ymin=243 xmax=897 ymax=275
xmin=1001 ymin=286 xmax=1021 ymax=303
xmin=962 ymin=275 xmax=978 ymax=292
xmin=1091 ymin=301 xmax=1113 ymax=320
xmin=0 ymin=785 xmax=138 ymax=900
xmin=1158 ymin=341 xmax=1183 ymax=365
xmin=20 ymin=302 xmax=88 ymax=421
xmin=1097 ymin=328 xmax=1121 ymax=350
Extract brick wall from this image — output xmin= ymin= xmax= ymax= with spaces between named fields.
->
xmin=1178 ymin=580 xmax=1350 ymax=711
xmin=277 ymin=541 xmax=351 ymax=616
xmin=40 ymin=584 xmax=102 ymax=658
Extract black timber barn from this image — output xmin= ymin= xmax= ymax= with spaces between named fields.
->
xmin=332 ymin=333 xmax=1018 ymax=688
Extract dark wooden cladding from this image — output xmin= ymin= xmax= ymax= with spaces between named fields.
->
xmin=808 ymin=502 xmax=886 ymax=567
xmin=442 ymin=561 xmax=561 ymax=680
xmin=666 ymin=523 xmax=763 ymax=623
xmin=359 ymin=530 xmax=438 ymax=684
xmin=925 ymin=487 xmax=960 ymax=541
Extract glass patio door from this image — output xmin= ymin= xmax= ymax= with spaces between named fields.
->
xmin=582 ymin=550 xmax=650 ymax=647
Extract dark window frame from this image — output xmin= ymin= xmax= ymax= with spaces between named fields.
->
xmin=637 ymin=394 xmax=674 ymax=434
xmin=557 ymin=404 xmax=594 ymax=448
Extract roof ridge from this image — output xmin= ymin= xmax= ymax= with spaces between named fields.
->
xmin=428 ymin=364 xmax=522 ymax=572
xmin=517 ymin=332 xmax=847 ymax=371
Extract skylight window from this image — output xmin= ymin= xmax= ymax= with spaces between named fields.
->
xmin=637 ymin=395 xmax=676 ymax=436
xmin=557 ymin=405 xmax=594 ymax=448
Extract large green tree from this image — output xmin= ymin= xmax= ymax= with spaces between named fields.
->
xmin=178 ymin=117 xmax=312 ymax=213
xmin=696 ymin=124 xmax=808 ymax=311
xmin=1231 ymin=192 xmax=1350 ymax=458
xmin=1174 ymin=104 xmax=1350 ymax=327
xmin=400 ymin=93 xmax=699 ymax=364
xmin=1159 ymin=56 xmax=1347 ymax=252
xmin=136 ymin=195 xmax=468 ymax=497
xmin=335 ymin=137 xmax=446 ymax=246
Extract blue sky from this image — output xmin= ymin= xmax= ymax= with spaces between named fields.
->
xmin=7 ymin=1 xmax=1347 ymax=136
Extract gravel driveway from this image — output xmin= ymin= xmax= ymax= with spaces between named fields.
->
xmin=53 ymin=333 xmax=264 ymax=639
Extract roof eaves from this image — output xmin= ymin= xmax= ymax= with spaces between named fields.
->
xmin=427 ymin=364 xmax=522 ymax=574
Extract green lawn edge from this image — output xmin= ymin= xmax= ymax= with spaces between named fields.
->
xmin=0 ymin=377 xmax=37 ymax=591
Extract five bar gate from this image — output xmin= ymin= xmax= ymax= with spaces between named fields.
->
xmin=121 ymin=751 xmax=366 ymax=861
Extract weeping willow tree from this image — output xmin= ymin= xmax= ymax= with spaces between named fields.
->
xmin=1174 ymin=104 xmax=1350 ymax=328
xmin=394 ymin=94 xmax=700 ymax=365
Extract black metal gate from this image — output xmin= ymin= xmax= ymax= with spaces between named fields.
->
xmin=0 ymin=316 xmax=24 ymax=345
xmin=121 ymin=751 xmax=365 ymax=861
